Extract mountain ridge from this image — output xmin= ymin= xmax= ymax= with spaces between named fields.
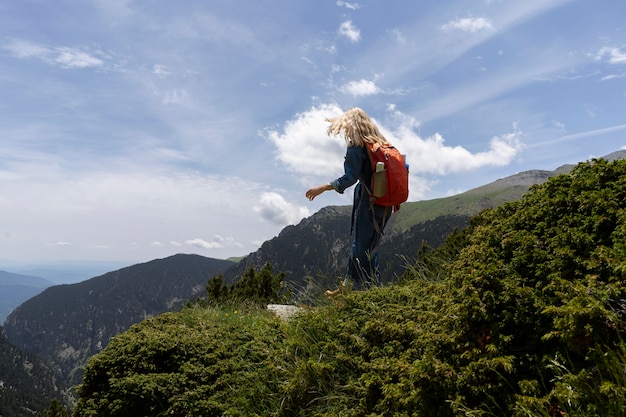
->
xmin=225 ymin=153 xmax=622 ymax=288
xmin=3 ymin=254 xmax=234 ymax=390
xmin=0 ymin=270 xmax=53 ymax=324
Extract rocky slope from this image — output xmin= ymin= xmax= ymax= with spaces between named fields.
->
xmin=0 ymin=327 xmax=62 ymax=417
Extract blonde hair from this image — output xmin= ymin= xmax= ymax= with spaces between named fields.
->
xmin=326 ymin=107 xmax=389 ymax=147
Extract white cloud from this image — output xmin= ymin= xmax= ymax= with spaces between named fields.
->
xmin=184 ymin=236 xmax=243 ymax=250
xmin=54 ymin=47 xmax=104 ymax=68
xmin=336 ymin=1 xmax=361 ymax=10
xmin=255 ymin=192 xmax=310 ymax=226
xmin=596 ymin=46 xmax=626 ymax=65
xmin=265 ymin=104 xmax=524 ymax=200
xmin=0 ymin=167 xmax=276 ymax=261
xmin=3 ymin=39 xmax=105 ymax=69
xmin=441 ymin=17 xmax=494 ymax=33
xmin=152 ymin=64 xmax=170 ymax=77
xmin=265 ymin=103 xmax=346 ymax=177
xmin=390 ymin=113 xmax=524 ymax=175
xmin=339 ymin=79 xmax=380 ymax=96
xmin=47 ymin=241 xmax=72 ymax=247
xmin=338 ymin=20 xmax=361 ymax=42
xmin=601 ymin=73 xmax=626 ymax=81
xmin=186 ymin=239 xmax=218 ymax=249
xmin=3 ymin=39 xmax=49 ymax=58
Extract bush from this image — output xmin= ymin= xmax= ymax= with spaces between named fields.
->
xmin=205 ymin=262 xmax=290 ymax=306
xmin=74 ymin=305 xmax=290 ymax=417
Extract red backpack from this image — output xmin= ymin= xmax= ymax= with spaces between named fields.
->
xmin=364 ymin=142 xmax=409 ymax=211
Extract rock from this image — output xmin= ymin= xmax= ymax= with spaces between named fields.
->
xmin=267 ymin=304 xmax=302 ymax=320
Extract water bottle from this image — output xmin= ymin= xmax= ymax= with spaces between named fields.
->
xmin=373 ymin=162 xmax=386 ymax=197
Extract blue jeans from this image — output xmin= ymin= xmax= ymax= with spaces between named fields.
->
xmin=347 ymin=185 xmax=391 ymax=288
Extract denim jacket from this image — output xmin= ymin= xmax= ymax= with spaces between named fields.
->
xmin=330 ymin=145 xmax=372 ymax=195
xmin=330 ymin=145 xmax=373 ymax=235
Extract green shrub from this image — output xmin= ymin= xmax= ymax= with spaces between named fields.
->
xmin=74 ymin=305 xmax=290 ymax=417
xmin=441 ymin=159 xmax=626 ymax=415
xmin=205 ymin=262 xmax=290 ymax=306
xmin=280 ymin=281 xmax=458 ymax=417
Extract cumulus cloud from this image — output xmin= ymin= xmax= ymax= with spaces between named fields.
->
xmin=386 ymin=108 xmax=523 ymax=175
xmin=441 ymin=17 xmax=493 ymax=33
xmin=338 ymin=20 xmax=361 ymax=42
xmin=3 ymin=39 xmax=105 ymax=69
xmin=340 ymin=79 xmax=380 ymax=96
xmin=264 ymin=103 xmax=346 ymax=177
xmin=255 ymin=192 xmax=310 ymax=226
xmin=266 ymin=104 xmax=523 ymax=199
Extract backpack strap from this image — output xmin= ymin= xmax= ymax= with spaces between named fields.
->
xmin=360 ymin=180 xmax=389 ymax=235
xmin=364 ymin=142 xmax=379 ymax=172
xmin=371 ymin=201 xmax=390 ymax=236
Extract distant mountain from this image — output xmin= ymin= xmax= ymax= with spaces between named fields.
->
xmin=0 ymin=271 xmax=53 ymax=324
xmin=3 ymin=254 xmax=234 ymax=391
xmin=0 ymin=327 xmax=63 ymax=417
xmin=225 ymin=151 xmax=626 ymax=289
xmin=0 ymin=260 xmax=130 ymax=285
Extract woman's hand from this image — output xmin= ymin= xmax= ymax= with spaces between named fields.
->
xmin=306 ymin=184 xmax=332 ymax=201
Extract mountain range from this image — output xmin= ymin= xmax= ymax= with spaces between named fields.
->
xmin=0 ymin=271 xmax=53 ymax=324
xmin=1 ymin=150 xmax=625 ymax=412
xmin=3 ymin=255 xmax=234 ymax=391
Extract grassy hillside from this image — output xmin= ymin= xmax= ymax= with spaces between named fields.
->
xmin=73 ymin=158 xmax=626 ymax=417
xmin=390 ymin=170 xmax=557 ymax=233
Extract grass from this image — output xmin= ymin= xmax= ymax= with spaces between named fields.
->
xmin=391 ymin=184 xmax=531 ymax=232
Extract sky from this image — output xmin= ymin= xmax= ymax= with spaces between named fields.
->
xmin=1 ymin=0 xmax=625 ymax=266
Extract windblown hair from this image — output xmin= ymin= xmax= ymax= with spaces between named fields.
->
xmin=326 ymin=107 xmax=389 ymax=147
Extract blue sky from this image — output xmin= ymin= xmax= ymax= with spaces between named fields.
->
xmin=1 ymin=0 xmax=625 ymax=265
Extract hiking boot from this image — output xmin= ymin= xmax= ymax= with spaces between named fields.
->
xmin=324 ymin=287 xmax=342 ymax=298
xmin=324 ymin=280 xmax=349 ymax=298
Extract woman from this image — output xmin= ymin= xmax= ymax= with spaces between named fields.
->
xmin=305 ymin=107 xmax=392 ymax=292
